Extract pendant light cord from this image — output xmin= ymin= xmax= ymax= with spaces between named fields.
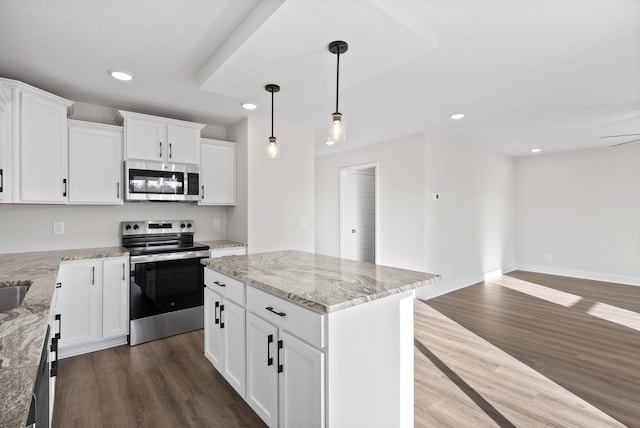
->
xmin=271 ymin=89 xmax=274 ymax=138
xmin=335 ymin=51 xmax=340 ymax=114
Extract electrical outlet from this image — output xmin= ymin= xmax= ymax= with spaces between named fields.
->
xmin=53 ymin=221 xmax=65 ymax=235
xmin=545 ymin=254 xmax=553 ymax=262
xmin=213 ymin=218 xmax=220 ymax=229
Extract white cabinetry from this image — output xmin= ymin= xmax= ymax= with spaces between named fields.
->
xmin=245 ymin=287 xmax=325 ymax=428
xmin=0 ymin=79 xmax=73 ymax=203
xmin=68 ymin=120 xmax=123 ymax=204
xmin=118 ymin=110 xmax=204 ymax=164
xmin=204 ymin=270 xmax=246 ymax=397
xmin=200 ymin=139 xmax=236 ymax=205
xmin=0 ymin=81 xmax=9 ymax=201
xmin=56 ymin=256 xmax=129 ymax=358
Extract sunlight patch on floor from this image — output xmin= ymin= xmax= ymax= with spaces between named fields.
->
xmin=587 ymin=301 xmax=640 ymax=331
xmin=493 ymin=276 xmax=583 ymax=307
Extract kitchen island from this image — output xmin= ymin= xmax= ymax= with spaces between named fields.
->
xmin=201 ymin=250 xmax=440 ymax=428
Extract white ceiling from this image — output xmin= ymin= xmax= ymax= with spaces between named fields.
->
xmin=0 ymin=0 xmax=638 ymax=157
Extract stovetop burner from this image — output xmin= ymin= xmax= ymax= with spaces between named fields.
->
xmin=121 ymin=220 xmax=209 ymax=257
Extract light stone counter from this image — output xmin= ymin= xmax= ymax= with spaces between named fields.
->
xmin=0 ymin=247 xmax=128 ymax=428
xmin=201 ymin=249 xmax=440 ymax=313
xmin=200 ymin=239 xmax=246 ymax=249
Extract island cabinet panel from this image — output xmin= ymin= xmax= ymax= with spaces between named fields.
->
xmin=246 ymin=313 xmax=278 ymax=427
xmin=204 ymin=285 xmax=246 ymax=397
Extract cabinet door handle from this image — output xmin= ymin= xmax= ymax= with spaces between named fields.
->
xmin=267 ymin=334 xmax=274 ymax=366
xmin=214 ymin=301 xmax=220 ymax=325
xmin=159 ymin=142 xmax=163 ymax=158
xmin=55 ymin=314 xmax=61 ymax=339
xmin=0 ymin=168 xmax=3 ymax=192
xmin=91 ymin=266 xmax=95 ymax=285
xmin=122 ymin=263 xmax=125 ymax=281
xmin=277 ymin=339 xmax=283 ymax=373
xmin=266 ymin=306 xmax=286 ymax=317
xmin=50 ymin=337 xmax=59 ymax=377
xmin=55 ymin=282 xmax=61 ymax=289
xmin=201 ymin=185 xmax=205 ymax=199
xmin=117 ymin=182 xmax=120 ymax=199
xmin=62 ymin=178 xmax=67 ymax=197
xmin=220 ymin=304 xmax=225 ymax=329
xmin=169 ymin=143 xmax=172 ymax=159
xmin=213 ymin=280 xmax=226 ymax=287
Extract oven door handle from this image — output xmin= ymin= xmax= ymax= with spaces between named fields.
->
xmin=130 ymin=250 xmax=211 ymax=266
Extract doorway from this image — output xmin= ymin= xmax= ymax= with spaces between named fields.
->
xmin=340 ymin=163 xmax=378 ymax=263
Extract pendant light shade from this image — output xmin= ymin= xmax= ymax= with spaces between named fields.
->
xmin=327 ymin=40 xmax=348 ymax=145
xmin=265 ymin=84 xmax=280 ymax=159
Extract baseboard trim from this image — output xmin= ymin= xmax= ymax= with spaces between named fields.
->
xmin=59 ymin=335 xmax=128 ymax=359
xmin=416 ymin=273 xmax=484 ymax=300
xmin=514 ymin=264 xmax=640 ymax=287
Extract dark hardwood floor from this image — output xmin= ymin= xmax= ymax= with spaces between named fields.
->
xmin=53 ymin=271 xmax=640 ymax=427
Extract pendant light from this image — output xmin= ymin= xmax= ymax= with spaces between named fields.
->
xmin=265 ymin=84 xmax=280 ymax=159
xmin=326 ymin=40 xmax=348 ymax=145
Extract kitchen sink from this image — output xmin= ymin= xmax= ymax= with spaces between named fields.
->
xmin=0 ymin=285 xmax=31 ymax=312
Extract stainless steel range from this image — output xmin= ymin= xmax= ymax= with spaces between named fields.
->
xmin=122 ymin=220 xmax=210 ymax=345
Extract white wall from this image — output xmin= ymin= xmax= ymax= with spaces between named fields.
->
xmin=226 ymin=118 xmax=248 ymax=244
xmin=315 ymin=134 xmax=426 ymax=271
xmin=424 ymin=136 xmax=516 ymax=294
xmin=315 ymin=133 xmax=517 ymax=298
xmin=0 ymin=203 xmax=227 ymax=254
xmin=246 ymin=116 xmax=315 ymax=254
xmin=516 ymin=144 xmax=640 ymax=284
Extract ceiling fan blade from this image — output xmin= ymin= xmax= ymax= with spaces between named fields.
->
xmin=610 ymin=138 xmax=640 ymax=147
xmin=601 ymin=133 xmax=640 ymax=139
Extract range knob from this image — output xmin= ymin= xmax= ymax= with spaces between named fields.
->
xmin=125 ymin=224 xmax=131 ymax=231
xmin=180 ymin=223 xmax=186 ymax=229
xmin=133 ymin=224 xmax=140 ymax=230
xmin=187 ymin=223 xmax=192 ymax=229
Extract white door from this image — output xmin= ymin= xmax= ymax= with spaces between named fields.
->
xmin=222 ymin=298 xmax=246 ymax=397
xmin=57 ymin=261 xmax=102 ymax=349
xmin=278 ymin=330 xmax=325 ymax=428
xmin=204 ymin=287 xmax=223 ymax=369
xmin=19 ymin=90 xmax=68 ymax=202
xmin=246 ymin=313 xmax=279 ymax=427
xmin=102 ymin=257 xmax=129 ymax=338
xmin=167 ymin=125 xmax=200 ymax=164
xmin=341 ymin=167 xmax=376 ymax=262
xmin=68 ymin=123 xmax=123 ymax=204
xmin=125 ymin=118 xmax=165 ymax=161
xmin=200 ymin=140 xmax=236 ymax=205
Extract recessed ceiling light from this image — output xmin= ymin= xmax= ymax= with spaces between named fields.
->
xmin=531 ymin=148 xmax=541 ymax=153
xmin=242 ymin=103 xmax=257 ymax=110
xmin=450 ymin=113 xmax=465 ymax=120
xmin=108 ymin=69 xmax=134 ymax=81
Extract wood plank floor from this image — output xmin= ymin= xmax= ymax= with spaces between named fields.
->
xmin=53 ymin=271 xmax=640 ymax=427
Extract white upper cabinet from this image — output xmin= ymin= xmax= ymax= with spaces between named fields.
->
xmin=0 ymin=81 xmax=9 ymax=201
xmin=200 ymin=139 xmax=236 ymax=205
xmin=0 ymin=78 xmax=73 ymax=203
xmin=68 ymin=120 xmax=123 ymax=204
xmin=118 ymin=110 xmax=204 ymax=164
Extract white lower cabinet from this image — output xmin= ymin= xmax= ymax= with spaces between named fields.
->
xmin=204 ymin=285 xmax=246 ymax=397
xmin=246 ymin=313 xmax=278 ymax=426
xmin=56 ymin=256 xmax=129 ymax=358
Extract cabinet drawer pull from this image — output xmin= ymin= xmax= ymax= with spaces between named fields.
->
xmin=213 ymin=280 xmax=226 ymax=287
xmin=50 ymin=337 xmax=59 ymax=377
xmin=266 ymin=306 xmax=286 ymax=317
xmin=220 ymin=304 xmax=225 ymax=329
xmin=267 ymin=334 xmax=274 ymax=366
xmin=55 ymin=282 xmax=61 ymax=289
xmin=214 ymin=301 xmax=220 ymax=325
xmin=277 ymin=339 xmax=283 ymax=373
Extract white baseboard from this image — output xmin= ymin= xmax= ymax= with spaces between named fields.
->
xmin=416 ymin=273 xmax=484 ymax=300
xmin=59 ymin=335 xmax=128 ymax=359
xmin=515 ymin=264 xmax=640 ymax=287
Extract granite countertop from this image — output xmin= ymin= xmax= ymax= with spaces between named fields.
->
xmin=0 ymin=247 xmax=128 ymax=428
xmin=201 ymin=250 xmax=440 ymax=313
xmin=200 ymin=239 xmax=246 ymax=249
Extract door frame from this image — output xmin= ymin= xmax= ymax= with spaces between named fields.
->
xmin=339 ymin=162 xmax=379 ymax=263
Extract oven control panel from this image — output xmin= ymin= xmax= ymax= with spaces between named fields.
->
xmin=121 ymin=220 xmax=194 ymax=236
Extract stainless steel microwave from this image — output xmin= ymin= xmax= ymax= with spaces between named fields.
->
xmin=125 ymin=161 xmax=200 ymax=202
